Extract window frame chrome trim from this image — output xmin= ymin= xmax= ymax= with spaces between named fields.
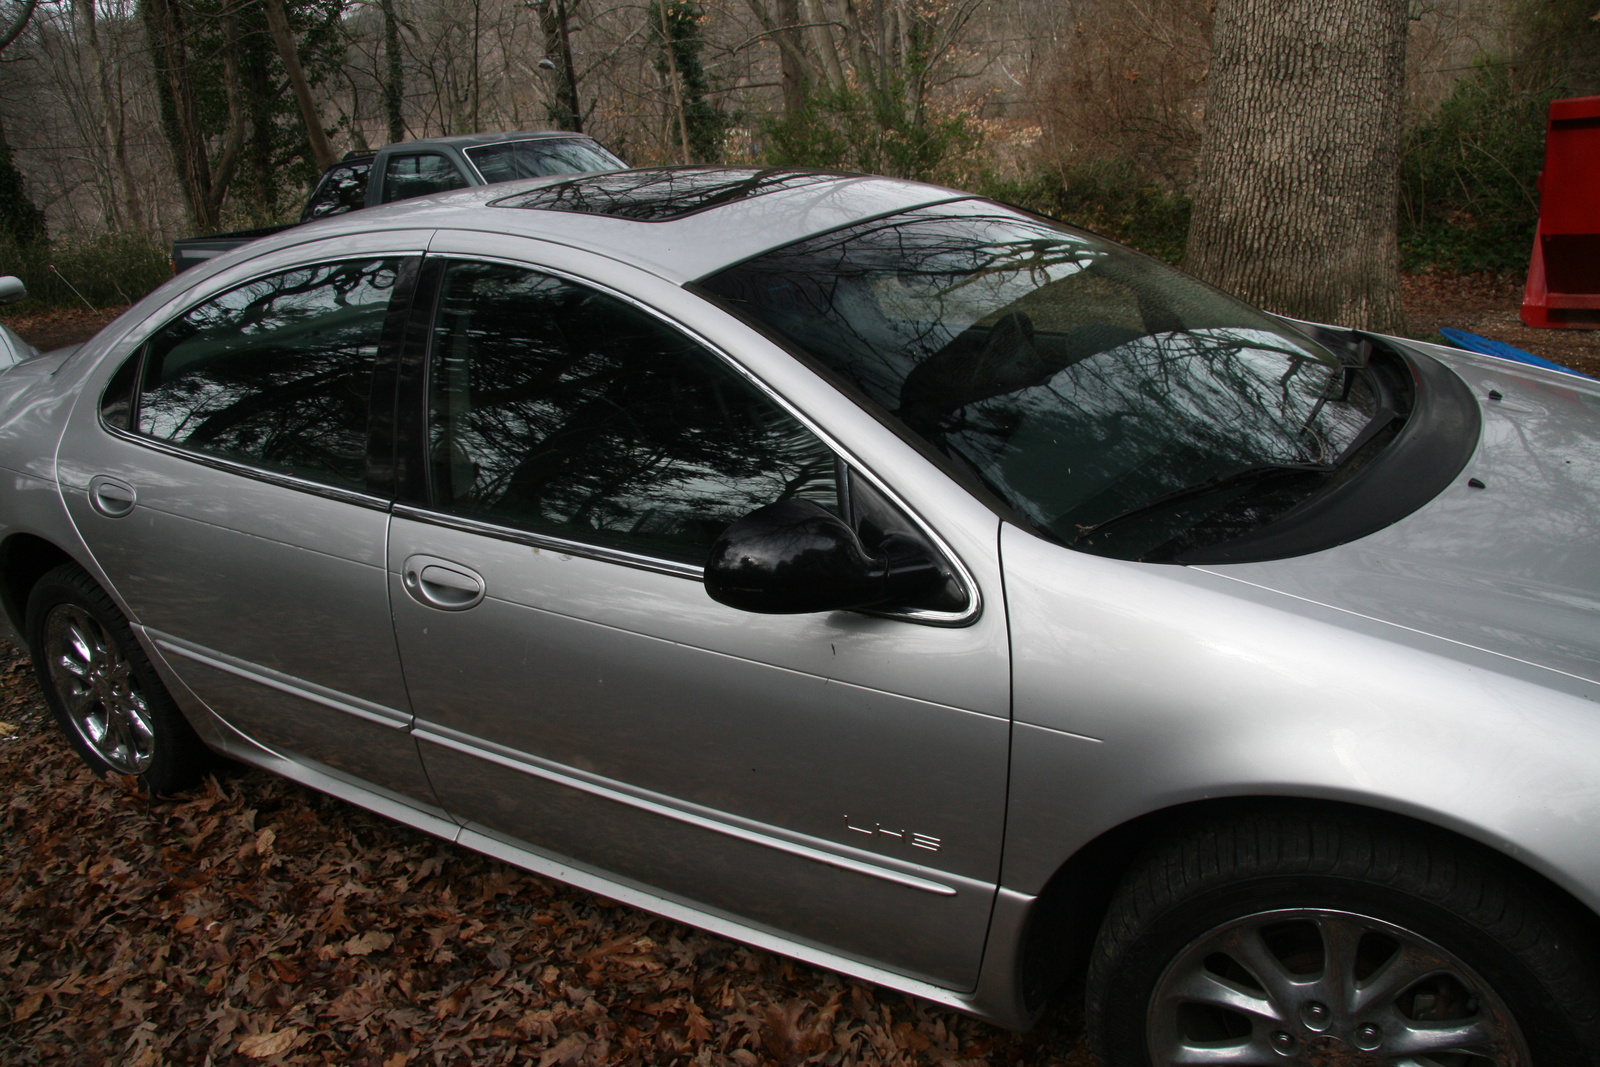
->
xmin=392 ymin=502 xmax=701 ymax=579
xmin=101 ymin=424 xmax=393 ymax=511
xmin=92 ymin=250 xmax=422 ymax=510
xmin=410 ymin=248 xmax=982 ymax=627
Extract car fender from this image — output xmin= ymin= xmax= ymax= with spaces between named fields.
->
xmin=999 ymin=522 xmax=1600 ymax=916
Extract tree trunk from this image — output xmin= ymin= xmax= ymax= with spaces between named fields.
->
xmin=1183 ymin=0 xmax=1408 ymax=333
xmin=658 ymin=1 xmax=692 ymax=163
xmin=142 ymin=0 xmax=216 ymax=231
xmin=263 ymin=0 xmax=337 ymax=171
xmin=775 ymin=0 xmax=807 ymax=114
xmin=75 ymin=0 xmax=142 ymax=229
xmin=801 ymin=0 xmax=845 ymax=93
xmin=381 ymin=0 xmax=405 ymax=142
xmin=535 ymin=0 xmax=583 ymax=131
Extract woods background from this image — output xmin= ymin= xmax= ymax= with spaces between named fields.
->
xmin=0 ymin=0 xmax=1595 ymax=313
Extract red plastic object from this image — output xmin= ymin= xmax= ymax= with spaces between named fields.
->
xmin=1523 ymin=95 xmax=1600 ymax=329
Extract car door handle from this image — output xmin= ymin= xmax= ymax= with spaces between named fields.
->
xmin=402 ymin=554 xmax=485 ymax=611
xmin=87 ymin=475 xmax=136 ymax=518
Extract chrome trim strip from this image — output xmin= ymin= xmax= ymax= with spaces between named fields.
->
xmin=391 ymin=503 xmax=702 ymax=580
xmin=151 ymin=631 xmax=410 ymax=730
xmin=414 ymin=720 xmax=960 ymax=896
xmin=100 ymin=426 xmax=392 ymax=511
xmin=460 ymin=825 xmax=985 ymax=1002
xmin=138 ymin=626 xmax=1010 ymax=1019
xmin=1015 ymin=720 xmax=1104 ymax=744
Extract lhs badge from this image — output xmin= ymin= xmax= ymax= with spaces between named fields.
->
xmin=845 ymin=815 xmax=941 ymax=852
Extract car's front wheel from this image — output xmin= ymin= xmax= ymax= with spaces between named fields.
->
xmin=25 ymin=562 xmax=211 ymax=795
xmin=1086 ymin=807 xmax=1600 ymax=1066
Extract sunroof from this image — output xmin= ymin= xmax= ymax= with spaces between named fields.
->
xmin=491 ymin=167 xmax=841 ymax=221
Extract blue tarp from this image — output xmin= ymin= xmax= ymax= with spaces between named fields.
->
xmin=1437 ymin=328 xmax=1592 ymax=379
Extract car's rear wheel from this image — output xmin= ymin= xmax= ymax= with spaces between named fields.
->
xmin=25 ymin=562 xmax=210 ymax=795
xmin=1085 ymin=808 xmax=1600 ymax=1066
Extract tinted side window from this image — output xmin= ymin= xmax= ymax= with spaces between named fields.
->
xmin=381 ymin=153 xmax=470 ymax=203
xmin=302 ymin=159 xmax=372 ymax=220
xmin=136 ymin=259 xmax=399 ymax=490
xmin=427 ymin=261 xmax=838 ymax=564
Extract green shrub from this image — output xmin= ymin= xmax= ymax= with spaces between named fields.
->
xmin=981 ymin=160 xmax=1192 ymax=264
xmin=0 ymin=231 xmax=172 ymax=314
xmin=1399 ymin=60 xmax=1555 ymax=276
xmin=760 ymin=85 xmax=980 ymax=183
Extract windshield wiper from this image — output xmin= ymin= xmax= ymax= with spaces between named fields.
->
xmin=1070 ymin=462 xmax=1330 ymax=545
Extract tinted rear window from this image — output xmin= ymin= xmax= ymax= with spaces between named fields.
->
xmin=464 ymin=138 xmax=624 ymax=183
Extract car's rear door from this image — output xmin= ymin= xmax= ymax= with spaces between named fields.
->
xmin=56 ymin=234 xmax=441 ymax=810
xmin=386 ymin=233 xmax=1011 ymax=990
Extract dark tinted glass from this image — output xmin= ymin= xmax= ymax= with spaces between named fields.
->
xmin=492 ymin=168 xmax=837 ymax=221
xmin=381 ymin=153 xmax=470 ymax=203
xmin=701 ymin=202 xmax=1386 ymax=562
xmin=464 ymin=138 xmax=624 ymax=182
xmin=302 ymin=158 xmax=372 ymax=220
xmin=138 ymin=259 xmax=398 ymax=489
xmin=428 ymin=261 xmax=837 ymax=564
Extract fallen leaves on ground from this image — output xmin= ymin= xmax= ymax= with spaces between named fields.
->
xmin=0 ymin=639 xmax=1093 ymax=1066
xmin=1 ymin=305 xmax=129 ymax=353
xmin=1401 ymin=273 xmax=1600 ymax=378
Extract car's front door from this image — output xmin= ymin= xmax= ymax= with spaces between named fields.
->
xmin=387 ymin=241 xmax=1012 ymax=989
xmin=56 ymin=238 xmax=440 ymax=809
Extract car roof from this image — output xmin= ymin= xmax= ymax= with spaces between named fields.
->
xmin=277 ymin=166 xmax=971 ymax=285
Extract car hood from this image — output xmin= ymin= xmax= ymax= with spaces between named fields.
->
xmin=1201 ymin=345 xmax=1600 ymax=686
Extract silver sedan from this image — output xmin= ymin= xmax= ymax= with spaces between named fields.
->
xmin=1 ymin=168 xmax=1596 ymax=1066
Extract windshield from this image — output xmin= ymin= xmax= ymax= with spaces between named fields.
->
xmin=699 ymin=201 xmax=1395 ymax=562
xmin=465 ymin=138 xmax=625 ymax=182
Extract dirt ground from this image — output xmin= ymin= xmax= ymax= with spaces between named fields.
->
xmin=1400 ymin=274 xmax=1600 ymax=378
xmin=7 ymin=275 xmax=1598 ymax=378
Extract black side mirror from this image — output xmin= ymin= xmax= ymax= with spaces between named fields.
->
xmin=705 ymin=499 xmax=942 ymax=614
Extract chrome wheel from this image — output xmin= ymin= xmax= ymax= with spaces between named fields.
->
xmin=1148 ymin=908 xmax=1530 ymax=1066
xmin=42 ymin=602 xmax=155 ymax=775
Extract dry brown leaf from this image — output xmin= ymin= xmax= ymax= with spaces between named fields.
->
xmin=237 ymin=1027 xmax=303 ymax=1058
xmin=0 ymin=634 xmax=1096 ymax=1065
xmin=537 ymin=1033 xmax=588 ymax=1067
xmin=12 ymin=990 xmax=44 ymax=1022
xmin=343 ymin=930 xmax=394 ymax=956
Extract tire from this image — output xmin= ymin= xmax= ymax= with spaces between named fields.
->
xmin=25 ymin=562 xmax=211 ymax=796
xmin=1085 ymin=806 xmax=1600 ymax=1066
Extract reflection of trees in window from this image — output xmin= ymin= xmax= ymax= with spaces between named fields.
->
xmin=430 ymin=262 xmax=836 ymax=564
xmin=494 ymin=167 xmax=836 ymax=221
xmin=701 ymin=203 xmax=1375 ymax=555
xmin=465 ymin=139 xmax=623 ymax=182
xmin=138 ymin=259 xmax=398 ymax=490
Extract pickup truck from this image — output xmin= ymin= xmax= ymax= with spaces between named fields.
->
xmin=171 ymin=130 xmax=625 ymax=273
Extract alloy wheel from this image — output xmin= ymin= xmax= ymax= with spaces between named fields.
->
xmin=43 ymin=602 xmax=155 ymax=775
xmin=1147 ymin=907 xmax=1530 ymax=1066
